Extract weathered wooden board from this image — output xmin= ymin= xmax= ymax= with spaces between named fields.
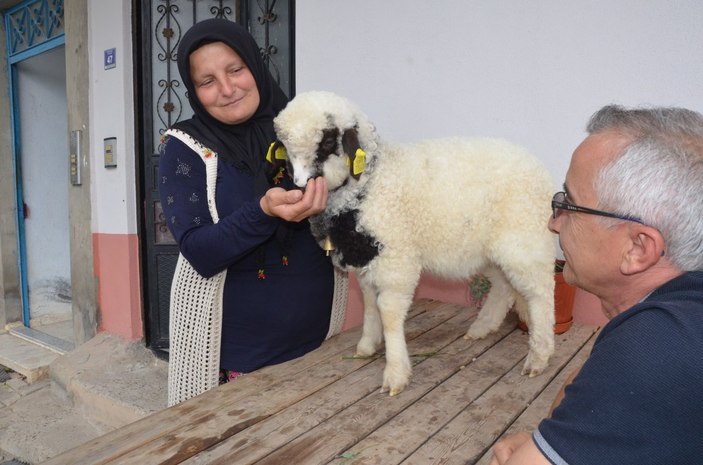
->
xmin=399 ymin=324 xmax=598 ymax=465
xmin=181 ymin=303 xmax=478 ymax=464
xmin=41 ymin=300 xmax=466 ymax=465
xmin=40 ymin=299 xmax=598 ymax=465
xmin=472 ymin=332 xmax=597 ymax=465
xmin=238 ymin=314 xmax=518 ymax=465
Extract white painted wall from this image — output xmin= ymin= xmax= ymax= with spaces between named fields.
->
xmin=17 ymin=46 xmax=72 ymax=321
xmin=81 ymin=0 xmax=703 ymax=234
xmin=296 ymin=0 xmax=703 ymax=188
xmin=88 ymin=0 xmax=136 ymax=234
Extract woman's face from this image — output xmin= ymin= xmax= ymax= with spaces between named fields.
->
xmin=189 ymin=41 xmax=260 ymax=125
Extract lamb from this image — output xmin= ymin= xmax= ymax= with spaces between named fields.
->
xmin=272 ymin=91 xmax=556 ymax=396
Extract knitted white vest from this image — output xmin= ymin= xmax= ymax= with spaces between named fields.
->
xmin=165 ymin=129 xmax=348 ymax=406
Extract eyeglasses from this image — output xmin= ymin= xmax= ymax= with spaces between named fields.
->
xmin=551 ymin=191 xmax=645 ymax=224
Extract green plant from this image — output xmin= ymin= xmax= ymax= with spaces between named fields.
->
xmin=468 ymin=273 xmax=492 ymax=308
xmin=469 ymin=260 xmax=566 ymax=310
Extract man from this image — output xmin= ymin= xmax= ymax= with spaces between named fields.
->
xmin=490 ymin=105 xmax=703 ymax=464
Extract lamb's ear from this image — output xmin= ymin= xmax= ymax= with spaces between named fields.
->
xmin=342 ymin=127 xmax=366 ymax=180
xmin=265 ymin=140 xmax=288 ymax=185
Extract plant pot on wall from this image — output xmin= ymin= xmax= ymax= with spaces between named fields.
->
xmin=518 ymin=259 xmax=576 ymax=335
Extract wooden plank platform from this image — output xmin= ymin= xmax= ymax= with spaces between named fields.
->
xmin=42 ymin=299 xmax=598 ymax=465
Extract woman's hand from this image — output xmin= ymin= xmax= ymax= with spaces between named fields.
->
xmin=260 ymin=177 xmax=328 ymax=222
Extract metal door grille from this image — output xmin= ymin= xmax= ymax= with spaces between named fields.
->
xmin=138 ymin=0 xmax=294 ymax=351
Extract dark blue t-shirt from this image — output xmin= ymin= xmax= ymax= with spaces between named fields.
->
xmin=536 ymin=271 xmax=703 ymax=465
xmin=159 ymin=136 xmax=333 ymax=372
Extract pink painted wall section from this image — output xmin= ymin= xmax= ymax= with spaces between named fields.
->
xmin=340 ymin=272 xmax=608 ymax=332
xmin=93 ymin=233 xmax=144 ymax=340
xmin=341 ymin=273 xmax=475 ymax=331
xmin=340 ymin=273 xmax=364 ymax=331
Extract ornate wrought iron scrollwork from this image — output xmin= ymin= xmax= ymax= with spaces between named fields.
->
xmin=6 ymin=0 xmax=65 ymax=59
xmin=210 ymin=2 xmax=233 ymax=18
xmin=153 ymin=202 xmax=176 ymax=245
xmin=256 ymin=0 xmax=277 ymax=24
xmin=249 ymin=0 xmax=289 ymax=93
xmin=149 ymin=0 xmax=291 ymax=151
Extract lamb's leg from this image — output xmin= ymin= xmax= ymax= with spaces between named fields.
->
xmin=465 ymin=266 xmax=516 ymax=340
xmin=495 ymin=256 xmax=555 ymax=377
xmin=376 ymin=289 xmax=413 ymax=396
xmin=520 ymin=288 xmax=555 ymax=377
xmin=355 ymin=279 xmax=383 ymax=357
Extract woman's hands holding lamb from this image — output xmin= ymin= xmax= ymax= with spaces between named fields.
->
xmin=260 ymin=177 xmax=328 ymax=222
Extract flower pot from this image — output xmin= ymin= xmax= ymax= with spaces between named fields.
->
xmin=518 ymin=260 xmax=575 ymax=334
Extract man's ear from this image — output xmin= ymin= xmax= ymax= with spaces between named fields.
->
xmin=620 ymin=225 xmax=666 ymax=275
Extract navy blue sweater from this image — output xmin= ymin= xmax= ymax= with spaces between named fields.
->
xmin=536 ymin=271 xmax=703 ymax=464
xmin=159 ymin=136 xmax=333 ymax=372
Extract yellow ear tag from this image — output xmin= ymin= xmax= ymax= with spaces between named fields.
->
xmin=266 ymin=142 xmax=287 ymax=163
xmin=266 ymin=142 xmax=275 ymax=163
xmin=353 ymin=148 xmax=366 ymax=176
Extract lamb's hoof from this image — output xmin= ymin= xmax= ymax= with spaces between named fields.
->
xmin=380 ymin=380 xmax=407 ymax=397
xmin=521 ymin=354 xmax=549 ymax=377
xmin=356 ymin=337 xmax=380 ymax=358
xmin=521 ymin=366 xmax=543 ymax=378
xmin=381 ymin=366 xmax=411 ymax=396
xmin=464 ymin=324 xmax=490 ymax=340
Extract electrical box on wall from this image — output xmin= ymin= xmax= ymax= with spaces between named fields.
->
xmin=70 ymin=130 xmax=82 ymax=185
xmin=104 ymin=137 xmax=117 ymax=168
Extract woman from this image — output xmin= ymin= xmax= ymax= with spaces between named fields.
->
xmin=158 ymin=18 xmax=346 ymax=405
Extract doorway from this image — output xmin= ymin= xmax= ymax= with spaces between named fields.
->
xmin=137 ymin=0 xmax=295 ymax=352
xmin=16 ymin=46 xmax=72 ymax=338
xmin=5 ymin=0 xmax=73 ymax=348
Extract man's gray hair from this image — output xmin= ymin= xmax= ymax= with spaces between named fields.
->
xmin=588 ymin=105 xmax=703 ymax=271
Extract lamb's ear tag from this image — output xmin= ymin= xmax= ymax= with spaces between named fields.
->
xmin=266 ymin=142 xmax=276 ymax=163
xmin=266 ymin=142 xmax=287 ymax=163
xmin=353 ymin=148 xmax=366 ymax=176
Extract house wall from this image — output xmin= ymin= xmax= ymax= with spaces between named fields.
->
xmin=297 ymin=1 xmax=703 ymax=328
xmin=62 ymin=1 xmax=703 ymax=339
xmin=65 ymin=0 xmax=99 ymax=344
xmin=85 ymin=0 xmax=142 ymax=339
xmin=0 ymin=5 xmax=22 ymax=328
xmin=296 ymin=0 xmax=703 ymax=185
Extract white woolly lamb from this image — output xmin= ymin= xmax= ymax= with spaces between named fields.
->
xmin=272 ymin=91 xmax=556 ymax=396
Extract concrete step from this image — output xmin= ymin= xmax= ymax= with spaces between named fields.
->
xmin=0 ymin=333 xmax=60 ymax=384
xmin=0 ymin=381 xmax=105 ymax=463
xmin=0 ymin=333 xmax=168 ymax=464
xmin=9 ymin=326 xmax=74 ymax=355
xmin=50 ymin=332 xmax=169 ymax=430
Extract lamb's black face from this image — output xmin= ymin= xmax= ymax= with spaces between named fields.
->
xmin=286 ymin=126 xmax=349 ymax=188
xmin=318 ymin=128 xmax=340 ymax=160
xmin=305 ymin=127 xmax=340 ymax=182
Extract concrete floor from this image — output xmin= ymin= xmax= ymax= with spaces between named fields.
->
xmin=31 ymin=319 xmax=73 ymax=345
xmin=0 ymin=332 xmax=168 ymax=464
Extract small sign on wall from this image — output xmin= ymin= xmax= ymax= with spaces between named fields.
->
xmin=104 ymin=48 xmax=116 ymax=70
